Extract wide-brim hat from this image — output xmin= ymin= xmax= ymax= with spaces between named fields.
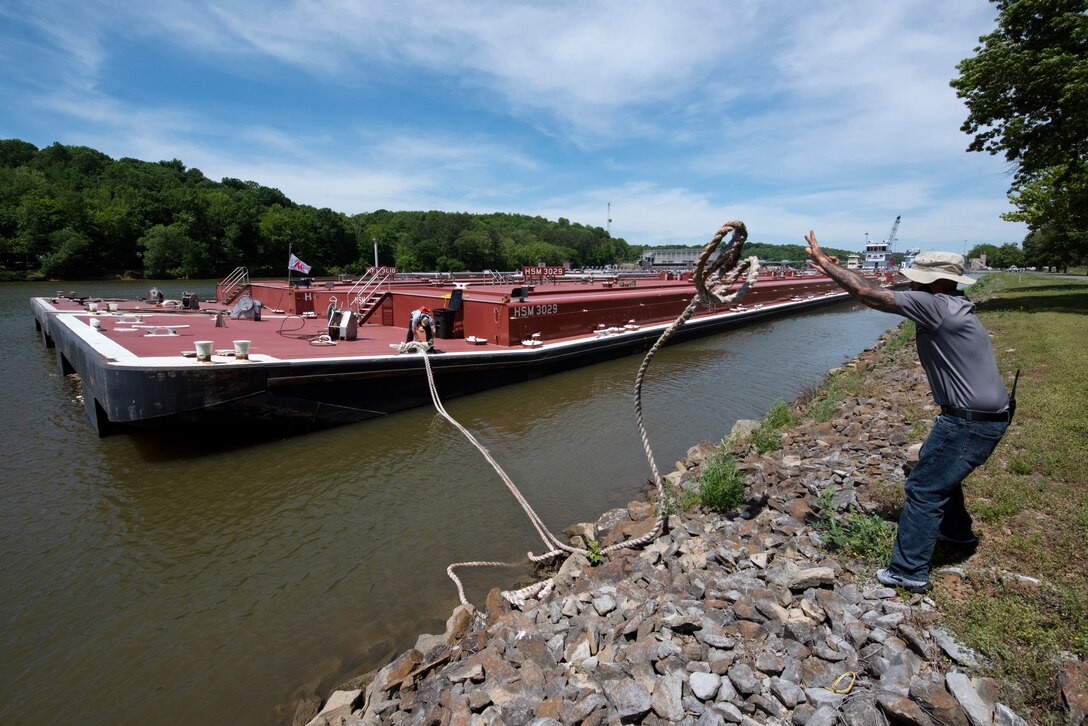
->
xmin=900 ymin=251 xmax=976 ymax=286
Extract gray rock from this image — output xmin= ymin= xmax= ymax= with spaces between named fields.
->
xmin=804 ymin=705 xmax=841 ymax=726
xmin=561 ymin=692 xmax=607 ymax=724
xmin=304 ymin=689 xmax=363 ymax=726
xmin=897 ymin=623 xmax=931 ymax=659
xmin=876 ymin=690 xmax=936 ymax=725
xmin=839 ymin=690 xmax=887 ymax=726
xmin=696 ymin=710 xmax=726 ymax=726
xmin=499 ymin=696 xmax=537 ymax=725
xmin=689 ymin=671 xmax=721 ymax=701
xmin=592 ymin=593 xmax=617 ymax=616
xmin=769 ymin=676 xmax=806 ymax=709
xmin=710 ymin=700 xmax=744 ymax=723
xmin=726 ymin=662 xmax=761 ymax=695
xmin=601 ymin=676 xmax=652 ymax=720
xmin=879 ymin=663 xmax=913 ymax=697
xmin=651 ymin=674 xmax=685 ymax=722
xmin=929 ymin=626 xmax=981 ymax=666
xmin=804 ymin=687 xmax=847 ymax=711
xmin=750 ymin=693 xmax=789 ymax=720
xmin=945 ymin=671 xmax=993 ymax=726
xmin=755 ymin=651 xmax=785 ymax=675
xmin=994 ymin=703 xmax=1031 ymax=726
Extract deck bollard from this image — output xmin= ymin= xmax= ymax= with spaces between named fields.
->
xmin=194 ymin=340 xmax=213 ymax=362
xmin=233 ymin=340 xmax=250 ymax=360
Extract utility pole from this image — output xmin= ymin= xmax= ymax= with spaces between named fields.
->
xmin=607 ymin=202 xmax=612 ymax=235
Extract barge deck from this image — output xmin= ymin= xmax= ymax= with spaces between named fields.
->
xmin=31 ymin=270 xmax=895 ymax=436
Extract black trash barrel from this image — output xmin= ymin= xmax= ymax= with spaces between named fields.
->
xmin=433 ymin=308 xmax=456 ymax=339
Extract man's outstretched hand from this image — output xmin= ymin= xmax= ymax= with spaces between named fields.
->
xmin=805 ymin=230 xmax=837 ymax=272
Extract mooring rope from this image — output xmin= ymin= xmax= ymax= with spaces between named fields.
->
xmin=418 ymin=220 xmax=759 ymax=609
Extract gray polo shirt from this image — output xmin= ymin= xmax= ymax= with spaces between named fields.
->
xmin=893 ymin=290 xmax=1010 ymax=412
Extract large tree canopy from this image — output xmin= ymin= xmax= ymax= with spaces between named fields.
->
xmin=951 ymin=0 xmax=1088 ymax=268
xmin=952 ymin=0 xmax=1088 ymax=180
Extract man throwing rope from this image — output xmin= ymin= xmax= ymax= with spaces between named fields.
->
xmin=805 ymin=230 xmax=1014 ymax=593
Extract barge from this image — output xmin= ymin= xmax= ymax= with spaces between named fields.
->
xmin=31 ymin=266 xmax=897 ymax=436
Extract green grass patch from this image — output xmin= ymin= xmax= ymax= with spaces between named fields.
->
xmin=935 ymin=582 xmax=1088 ymax=720
xmin=749 ymin=399 xmax=799 ymax=453
xmin=813 ymin=488 xmax=897 ymax=560
xmin=884 ymin=320 xmax=916 ymax=351
xmin=695 ymin=453 xmax=746 ymax=513
xmin=807 ymin=366 xmax=867 ymax=423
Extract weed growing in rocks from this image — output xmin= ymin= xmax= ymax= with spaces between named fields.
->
xmin=749 ymin=399 xmax=797 ymax=453
xmin=807 ymin=367 xmax=865 ymax=423
xmin=814 ymin=488 xmax=897 ymax=560
xmin=885 ymin=320 xmax=915 ymax=350
xmin=585 ymin=539 xmax=604 ymax=566
xmin=695 ymin=453 xmax=745 ymax=513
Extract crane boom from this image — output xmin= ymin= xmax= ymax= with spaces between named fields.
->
xmin=885 ymin=215 xmax=901 ymax=250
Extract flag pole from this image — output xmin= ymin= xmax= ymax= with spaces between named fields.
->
xmin=288 ymin=243 xmax=293 ymax=286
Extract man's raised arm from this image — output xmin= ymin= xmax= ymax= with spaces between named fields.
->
xmin=805 ymin=230 xmax=897 ymax=313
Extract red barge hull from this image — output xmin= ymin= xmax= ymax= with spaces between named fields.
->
xmin=31 ymin=270 xmax=896 ymax=436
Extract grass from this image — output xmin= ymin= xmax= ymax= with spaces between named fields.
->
xmin=814 ymin=488 xmax=897 ymax=560
xmin=750 ymin=399 xmax=799 ymax=453
xmin=694 ymin=452 xmax=746 ymax=513
xmin=804 ymin=365 xmax=868 ymax=423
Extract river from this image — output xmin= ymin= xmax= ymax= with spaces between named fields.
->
xmin=0 ymin=279 xmax=897 ymax=724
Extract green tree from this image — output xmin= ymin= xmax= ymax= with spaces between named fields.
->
xmin=139 ymin=217 xmax=209 ymax=278
xmin=989 ymin=242 xmax=1026 ymax=268
xmin=951 ymin=0 xmax=1088 ymax=258
xmin=1023 ymin=224 xmax=1080 ymax=270
xmin=40 ymin=227 xmax=94 ymax=278
xmin=952 ymin=0 xmax=1088 ymax=179
xmin=968 ymin=243 xmax=1001 ymax=261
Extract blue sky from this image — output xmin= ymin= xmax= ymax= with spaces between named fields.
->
xmin=0 ymin=0 xmax=1026 ymax=253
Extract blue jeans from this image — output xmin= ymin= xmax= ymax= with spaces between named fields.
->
xmin=889 ymin=414 xmax=1008 ymax=581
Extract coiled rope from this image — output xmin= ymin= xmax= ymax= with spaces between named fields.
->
xmin=424 ymin=220 xmax=758 ymax=610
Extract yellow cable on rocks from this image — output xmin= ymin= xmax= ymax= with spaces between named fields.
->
xmin=828 ymin=671 xmax=857 ymax=694
xmin=419 ymin=220 xmax=760 ymax=610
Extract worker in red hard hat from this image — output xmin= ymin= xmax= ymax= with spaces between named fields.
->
xmin=406 ymin=305 xmax=435 ymax=347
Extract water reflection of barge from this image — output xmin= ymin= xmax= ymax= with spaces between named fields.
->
xmin=31 ymin=268 xmax=897 ymax=436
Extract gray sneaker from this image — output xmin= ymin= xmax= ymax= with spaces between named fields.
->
xmin=877 ymin=568 xmax=932 ymax=593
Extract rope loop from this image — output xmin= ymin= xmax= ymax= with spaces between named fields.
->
xmin=691 ymin=220 xmax=760 ymax=306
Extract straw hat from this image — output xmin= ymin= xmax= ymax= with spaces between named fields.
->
xmin=900 ymin=251 xmax=976 ymax=286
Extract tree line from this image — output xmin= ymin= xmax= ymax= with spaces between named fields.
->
xmin=0 ymin=139 xmax=641 ymax=281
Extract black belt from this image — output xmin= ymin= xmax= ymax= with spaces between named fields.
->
xmin=940 ymin=405 xmax=1012 ymax=422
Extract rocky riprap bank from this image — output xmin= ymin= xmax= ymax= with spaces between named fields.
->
xmin=297 ymin=331 xmax=1054 ymax=726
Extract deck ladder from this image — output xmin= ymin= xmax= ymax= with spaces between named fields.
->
xmin=346 ymin=266 xmax=396 ymax=320
xmin=219 ymin=267 xmax=250 ymax=304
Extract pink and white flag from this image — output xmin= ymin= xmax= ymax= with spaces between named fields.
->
xmin=288 ymin=253 xmax=311 ymax=274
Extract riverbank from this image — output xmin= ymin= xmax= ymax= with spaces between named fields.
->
xmin=294 ymin=272 xmax=1087 ymax=725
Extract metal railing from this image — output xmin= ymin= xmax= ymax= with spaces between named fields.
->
xmin=346 ymin=266 xmax=396 ymax=314
xmin=218 ymin=267 xmax=249 ymax=304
